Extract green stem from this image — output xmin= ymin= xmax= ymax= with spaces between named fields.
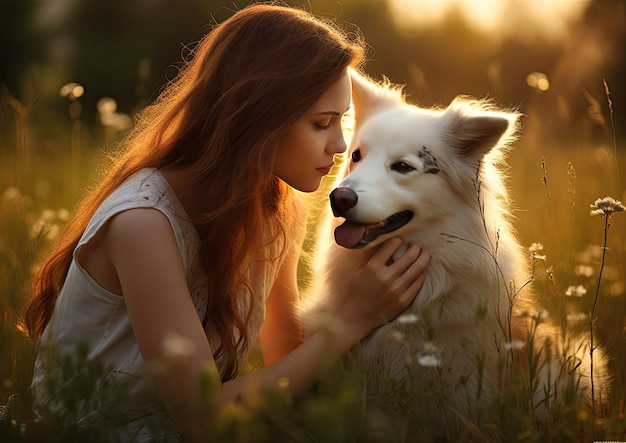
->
xmin=591 ymin=215 xmax=609 ymax=317
xmin=590 ymin=213 xmax=610 ymax=417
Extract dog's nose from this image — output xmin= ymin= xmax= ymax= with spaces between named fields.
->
xmin=330 ymin=187 xmax=358 ymax=217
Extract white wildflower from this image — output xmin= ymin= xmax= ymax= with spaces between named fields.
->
xmin=396 ymin=313 xmax=419 ymax=325
xmin=30 ymin=219 xmax=53 ymax=239
xmin=161 ymin=332 xmax=195 ymax=359
xmin=575 ymin=245 xmax=603 ymax=263
xmin=59 ymin=82 xmax=84 ymax=99
xmin=504 ymin=340 xmax=525 ymax=351
xmin=565 ymin=285 xmax=587 ymax=297
xmin=522 ymin=308 xmax=549 ymax=321
xmin=30 ymin=209 xmax=58 ymax=240
xmin=566 ymin=312 xmax=589 ymax=323
xmin=574 ymin=265 xmax=594 ymax=277
xmin=529 ymin=243 xmax=547 ymax=262
xmin=589 ymin=196 xmax=625 ymax=217
xmin=417 ymin=354 xmax=442 ymax=368
xmin=2 ymin=187 xmax=22 ymax=203
xmin=40 ymin=209 xmax=56 ymax=221
xmin=57 ymin=208 xmax=71 ymax=221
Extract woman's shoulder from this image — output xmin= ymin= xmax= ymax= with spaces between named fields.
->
xmin=95 ymin=168 xmax=180 ymax=220
xmin=108 ymin=206 xmax=173 ymax=234
xmin=106 ymin=207 xmax=181 ymax=264
xmin=79 ymin=168 xmax=189 ymax=250
xmin=113 ymin=167 xmax=168 ymax=201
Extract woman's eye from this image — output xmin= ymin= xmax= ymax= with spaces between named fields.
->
xmin=391 ymin=161 xmax=415 ymax=174
xmin=315 ymin=122 xmax=332 ymax=130
xmin=351 ymin=149 xmax=361 ymax=163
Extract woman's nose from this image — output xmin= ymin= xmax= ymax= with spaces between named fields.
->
xmin=328 ymin=133 xmax=347 ymax=155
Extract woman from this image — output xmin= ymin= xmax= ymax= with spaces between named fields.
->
xmin=23 ymin=3 xmax=430 ymax=441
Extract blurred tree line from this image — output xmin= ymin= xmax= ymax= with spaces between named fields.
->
xmin=0 ymin=0 xmax=624 ymax=156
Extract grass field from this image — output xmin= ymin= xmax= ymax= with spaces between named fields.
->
xmin=0 ymin=79 xmax=625 ymax=442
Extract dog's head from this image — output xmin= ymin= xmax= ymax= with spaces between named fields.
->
xmin=331 ymin=69 xmax=519 ymax=249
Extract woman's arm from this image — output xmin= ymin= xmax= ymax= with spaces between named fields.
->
xmin=258 ymin=247 xmax=304 ymax=366
xmin=230 ymin=235 xmax=429 ymax=397
xmin=106 ymin=208 xmax=429 ymax=441
xmin=106 ymin=209 xmax=217 ymax=423
xmin=258 ymin=202 xmax=307 ymax=366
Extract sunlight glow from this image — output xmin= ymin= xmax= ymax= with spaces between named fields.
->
xmin=388 ymin=0 xmax=591 ymax=41
xmin=526 ymin=72 xmax=550 ymax=93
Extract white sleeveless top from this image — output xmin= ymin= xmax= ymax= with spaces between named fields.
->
xmin=30 ymin=168 xmax=302 ymax=442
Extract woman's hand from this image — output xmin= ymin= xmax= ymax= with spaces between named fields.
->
xmin=335 ymin=237 xmax=430 ymax=339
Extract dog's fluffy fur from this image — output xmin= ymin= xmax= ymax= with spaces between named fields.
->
xmin=299 ymin=70 xmax=605 ymax=424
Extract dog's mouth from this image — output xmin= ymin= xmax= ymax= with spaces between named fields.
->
xmin=334 ymin=210 xmax=414 ymax=249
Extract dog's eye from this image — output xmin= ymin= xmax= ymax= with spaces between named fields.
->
xmin=351 ymin=149 xmax=361 ymax=163
xmin=391 ymin=162 xmax=415 ymax=174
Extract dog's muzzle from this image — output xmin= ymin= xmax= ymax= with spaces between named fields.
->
xmin=329 ymin=187 xmax=413 ymax=249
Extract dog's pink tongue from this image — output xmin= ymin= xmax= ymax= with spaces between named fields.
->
xmin=334 ymin=221 xmax=366 ymax=248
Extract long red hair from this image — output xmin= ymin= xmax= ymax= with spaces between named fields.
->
xmin=23 ymin=3 xmax=364 ymax=381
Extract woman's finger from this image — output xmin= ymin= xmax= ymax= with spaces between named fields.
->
xmin=396 ymin=248 xmax=431 ymax=303
xmin=372 ymin=237 xmax=405 ymax=267
xmin=387 ymin=240 xmax=422 ymax=270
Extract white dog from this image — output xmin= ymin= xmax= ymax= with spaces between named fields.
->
xmin=299 ymin=70 xmax=604 ymax=431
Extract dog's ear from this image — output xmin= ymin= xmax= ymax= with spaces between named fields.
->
xmin=445 ymin=98 xmax=519 ymax=158
xmin=349 ymin=68 xmax=405 ymax=128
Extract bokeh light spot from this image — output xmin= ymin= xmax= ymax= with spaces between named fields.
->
xmin=526 ymin=72 xmax=550 ymax=93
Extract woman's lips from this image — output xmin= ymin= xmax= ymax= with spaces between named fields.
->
xmin=317 ymin=164 xmax=334 ymax=175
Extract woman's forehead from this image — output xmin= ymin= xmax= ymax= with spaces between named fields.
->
xmin=309 ymin=72 xmax=351 ymax=114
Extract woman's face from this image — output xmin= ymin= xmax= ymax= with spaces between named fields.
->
xmin=274 ymin=70 xmax=351 ymax=193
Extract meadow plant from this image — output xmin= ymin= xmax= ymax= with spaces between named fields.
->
xmin=59 ymin=82 xmax=84 ymax=163
xmin=588 ymin=196 xmax=624 ymax=417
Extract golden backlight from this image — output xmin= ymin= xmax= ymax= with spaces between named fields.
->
xmin=388 ymin=0 xmax=591 ymax=41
